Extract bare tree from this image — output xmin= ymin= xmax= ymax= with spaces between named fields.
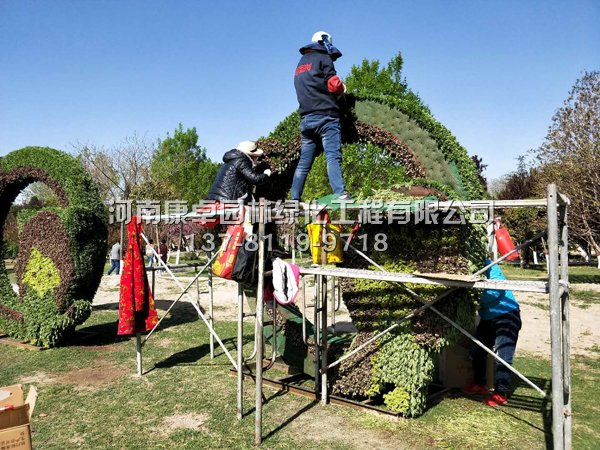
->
xmin=72 ymin=133 xmax=157 ymax=248
xmin=487 ymin=177 xmax=507 ymax=198
xmin=535 ymin=71 xmax=600 ymax=267
xmin=73 ymin=133 xmax=156 ymax=202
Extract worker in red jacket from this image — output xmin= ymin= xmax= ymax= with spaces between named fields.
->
xmin=291 ymin=31 xmax=350 ymax=202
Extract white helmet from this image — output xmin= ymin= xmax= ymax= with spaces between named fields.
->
xmin=311 ymin=31 xmax=332 ymax=45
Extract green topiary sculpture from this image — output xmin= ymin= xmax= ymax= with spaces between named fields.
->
xmin=0 ymin=147 xmax=108 ymax=347
xmin=254 ymin=53 xmax=488 ymax=416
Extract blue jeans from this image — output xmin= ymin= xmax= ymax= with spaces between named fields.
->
xmin=148 ymin=255 xmax=155 ymax=267
xmin=472 ymin=308 xmax=522 ymax=395
xmin=291 ymin=114 xmax=346 ymax=200
xmin=107 ymin=259 xmax=120 ymax=275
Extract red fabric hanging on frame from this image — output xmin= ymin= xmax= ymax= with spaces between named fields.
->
xmin=118 ymin=217 xmax=159 ymax=335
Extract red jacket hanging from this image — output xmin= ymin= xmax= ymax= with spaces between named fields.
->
xmin=118 ymin=217 xmax=159 ymax=335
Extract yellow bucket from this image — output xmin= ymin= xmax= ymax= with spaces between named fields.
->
xmin=307 ymin=221 xmax=344 ymax=264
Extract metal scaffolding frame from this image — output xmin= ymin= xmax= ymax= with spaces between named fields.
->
xmin=245 ymin=184 xmax=571 ymax=448
xmin=130 ymin=184 xmax=571 ymax=448
xmin=133 ymin=234 xmax=237 ymax=374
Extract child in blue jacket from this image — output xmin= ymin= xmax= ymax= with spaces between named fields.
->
xmin=463 ymin=260 xmax=522 ymax=406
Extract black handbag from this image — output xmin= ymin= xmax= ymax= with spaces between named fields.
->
xmin=231 ymin=238 xmax=258 ymax=286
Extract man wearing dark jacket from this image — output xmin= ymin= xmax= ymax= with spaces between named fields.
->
xmin=291 ymin=31 xmax=350 ymax=201
xmin=206 ymin=141 xmax=271 ymax=203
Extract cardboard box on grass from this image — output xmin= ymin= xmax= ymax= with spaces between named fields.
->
xmin=0 ymin=385 xmax=38 ymax=450
xmin=439 ymin=333 xmax=495 ymax=389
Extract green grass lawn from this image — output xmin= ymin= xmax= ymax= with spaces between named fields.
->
xmin=501 ymin=264 xmax=600 ymax=284
xmin=1 ymin=308 xmax=598 ymax=449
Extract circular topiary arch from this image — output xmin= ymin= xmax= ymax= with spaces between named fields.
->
xmin=0 ymin=147 xmax=108 ymax=347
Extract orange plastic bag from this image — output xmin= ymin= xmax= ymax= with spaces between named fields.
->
xmin=212 ymin=224 xmax=246 ymax=279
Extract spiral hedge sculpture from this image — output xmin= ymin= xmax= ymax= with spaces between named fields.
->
xmin=0 ymin=147 xmax=107 ymax=347
xmin=256 ymin=93 xmax=487 ymax=416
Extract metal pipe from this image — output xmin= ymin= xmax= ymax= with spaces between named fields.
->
xmin=560 ymin=202 xmax=572 ymax=449
xmin=143 ymin=253 xmax=216 ymax=345
xmin=255 ymin=202 xmax=266 ymax=445
xmin=296 ymin=198 xmax=550 ymax=215
xmin=136 ymin=333 xmax=142 ymax=376
xmin=314 ymin=274 xmax=321 ymax=391
xmin=330 ymin=277 xmax=336 ymax=329
xmin=335 ymin=278 xmax=342 ymax=312
xmin=292 ymin=223 xmax=296 ymax=264
xmin=548 ymin=184 xmax=565 ymax=449
xmin=151 ymin=264 xmax=156 ymax=299
xmin=237 ymin=283 xmax=244 ymax=420
xmin=140 ymin=232 xmax=237 ymax=369
xmin=302 ymin=276 xmax=308 ymax=344
xmin=208 ymin=250 xmax=215 ymax=359
xmin=321 ymin=275 xmax=328 ymax=405
xmin=472 ymin=230 xmax=547 ymax=278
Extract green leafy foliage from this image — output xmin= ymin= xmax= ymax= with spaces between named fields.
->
xmin=345 ymin=52 xmax=424 ymax=111
xmin=0 ymin=147 xmax=107 ymax=347
xmin=2 ymin=241 xmax=17 ymax=259
xmin=382 ymin=386 xmax=411 ymax=414
xmin=354 ymin=100 xmax=461 ymax=191
xmin=268 ymin=112 xmax=301 ymax=145
xmin=371 ymin=333 xmax=435 ymax=417
xmin=18 ymin=289 xmax=92 ymax=347
xmin=356 ymin=93 xmax=485 ymax=199
xmin=149 ymin=123 xmax=220 ymax=203
xmin=302 ymin=142 xmax=409 ymax=200
xmin=334 ymin=216 xmax=485 ymax=415
xmin=21 ymin=247 xmax=61 ymax=297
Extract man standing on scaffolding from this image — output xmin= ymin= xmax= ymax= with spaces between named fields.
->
xmin=291 ymin=31 xmax=351 ymax=202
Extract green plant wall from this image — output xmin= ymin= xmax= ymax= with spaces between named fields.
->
xmin=0 ymin=147 xmax=108 ymax=347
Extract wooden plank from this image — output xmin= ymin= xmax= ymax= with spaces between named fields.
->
xmin=299 ymin=266 xmax=548 ymax=293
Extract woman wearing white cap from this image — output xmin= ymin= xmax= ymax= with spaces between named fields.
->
xmin=206 ymin=141 xmax=272 ymax=203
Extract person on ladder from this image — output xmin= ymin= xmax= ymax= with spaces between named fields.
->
xmin=463 ymin=260 xmax=522 ymax=406
xmin=291 ymin=31 xmax=351 ymax=202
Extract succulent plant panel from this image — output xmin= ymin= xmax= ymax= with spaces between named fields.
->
xmin=0 ymin=147 xmax=108 ymax=347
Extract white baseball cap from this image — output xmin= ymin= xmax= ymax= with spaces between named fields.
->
xmin=236 ymin=140 xmax=264 ymax=156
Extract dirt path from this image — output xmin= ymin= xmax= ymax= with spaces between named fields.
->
xmin=518 ymin=283 xmax=600 ymax=357
xmin=94 ymin=273 xmax=600 ymax=358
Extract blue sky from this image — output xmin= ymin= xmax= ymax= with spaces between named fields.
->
xmin=1 ymin=0 xmax=598 ymax=180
